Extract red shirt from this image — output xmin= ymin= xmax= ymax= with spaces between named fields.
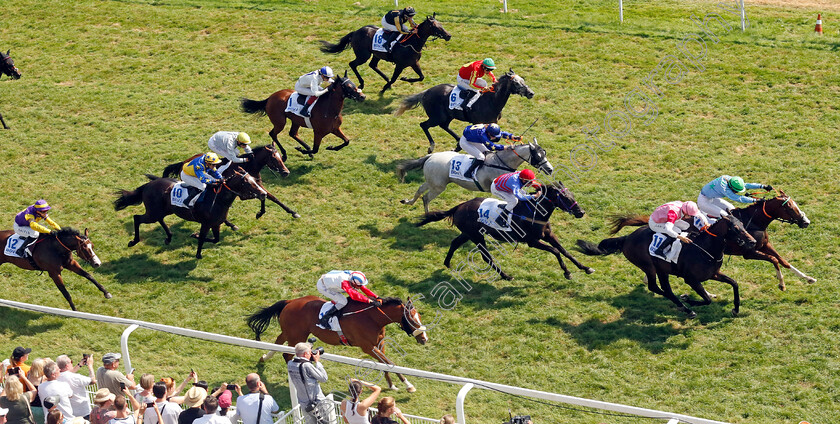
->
xmin=458 ymin=60 xmax=497 ymax=89
xmin=340 ymin=280 xmax=378 ymax=302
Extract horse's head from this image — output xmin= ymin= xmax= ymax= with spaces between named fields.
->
xmin=384 ymin=296 xmax=427 ymax=345
xmin=525 ymin=139 xmax=553 ymax=175
xmin=718 ymin=215 xmax=756 ymax=250
xmin=541 ymin=183 xmax=584 ymax=218
xmin=335 ymin=71 xmax=365 ymax=102
xmin=498 ymin=70 xmax=534 ymax=99
xmin=765 ymin=190 xmax=810 ymax=228
xmin=55 ymin=228 xmax=101 ymax=268
xmin=260 ymin=144 xmax=290 ymax=178
xmin=0 ymin=50 xmax=21 ymax=80
xmin=224 ymin=169 xmax=267 ymax=200
xmin=419 ymin=13 xmax=451 ymax=41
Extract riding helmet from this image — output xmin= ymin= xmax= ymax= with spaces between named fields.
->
xmin=349 ymin=271 xmax=368 ymax=286
xmin=237 ymin=132 xmax=251 ymax=145
xmin=319 ymin=66 xmax=335 ymax=79
xmin=680 ymin=201 xmax=700 ymax=216
xmin=33 ymin=199 xmax=51 ymax=211
xmin=727 ymin=176 xmax=746 ymax=194
xmin=204 ymin=152 xmax=222 ymax=164
xmin=519 ymin=169 xmax=536 ymax=182
xmin=401 ymin=7 xmax=416 ymax=17
xmin=485 ymin=123 xmax=502 ymax=140
xmin=482 ymin=58 xmax=496 ymax=70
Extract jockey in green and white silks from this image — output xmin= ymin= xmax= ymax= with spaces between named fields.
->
xmin=208 ymin=131 xmax=252 ymax=174
xmin=698 ymin=175 xmax=772 ymax=218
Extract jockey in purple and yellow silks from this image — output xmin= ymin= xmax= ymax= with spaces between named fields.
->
xmin=13 ymin=199 xmax=61 ymax=256
xmin=490 ymin=169 xmax=540 ymax=228
xmin=180 ymin=152 xmax=223 ymax=207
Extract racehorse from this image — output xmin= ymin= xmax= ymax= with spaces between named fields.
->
xmin=0 ymin=227 xmax=109 ymax=310
xmin=240 ymin=72 xmax=365 ymax=159
xmin=397 ymin=140 xmax=554 ymax=213
xmin=416 ymin=184 xmax=593 ymax=280
xmin=114 ymin=170 xmax=267 ymax=259
xmin=394 ymin=70 xmax=535 ymax=153
xmin=576 ymin=215 xmax=756 ymax=318
xmin=319 ymin=14 xmax=451 ymax=93
xmin=0 ymin=49 xmax=22 ymax=129
xmin=161 ymin=144 xmax=300 ymax=228
xmin=247 ymin=296 xmax=428 ymax=392
xmin=607 ymin=190 xmax=814 ymax=291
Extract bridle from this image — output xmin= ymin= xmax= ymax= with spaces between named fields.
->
xmin=53 ymin=234 xmax=94 ymax=262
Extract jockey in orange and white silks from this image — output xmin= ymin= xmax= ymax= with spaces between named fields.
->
xmin=294 ymin=67 xmax=335 ymax=117
xmin=648 ymin=200 xmax=709 ymax=257
xmin=208 ymin=131 xmax=252 ymax=174
xmin=456 ymin=58 xmax=497 ymax=112
xmin=13 ymin=199 xmax=61 ymax=256
xmin=316 ymin=270 xmax=380 ymax=328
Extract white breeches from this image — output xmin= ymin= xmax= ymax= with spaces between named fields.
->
xmin=648 ymin=218 xmax=689 ymax=238
xmin=13 ymin=223 xmax=39 ymax=238
xmin=491 ymin=186 xmax=519 ymax=212
xmin=217 ymin=161 xmax=233 ymax=174
xmin=180 ymin=172 xmax=206 ymax=191
xmin=459 ymin=137 xmax=489 ymax=161
xmin=697 ymin=194 xmax=734 ymax=218
xmin=381 ymin=19 xmax=399 ymax=32
xmin=316 ymin=279 xmax=348 ymax=309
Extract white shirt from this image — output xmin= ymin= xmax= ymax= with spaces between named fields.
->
xmin=39 ymin=379 xmax=76 ymax=421
xmin=318 ymin=270 xmax=352 ymax=291
xmin=232 ymin=393 xmax=279 ymax=424
xmin=57 ymin=371 xmax=93 ymax=417
xmin=108 ymin=416 xmax=136 ymax=424
xmin=208 ymin=131 xmax=252 ymax=163
xmin=294 ymin=72 xmax=331 ymax=97
xmin=143 ymin=400 xmax=182 ymax=424
xmin=192 ymin=413 xmax=230 ymax=424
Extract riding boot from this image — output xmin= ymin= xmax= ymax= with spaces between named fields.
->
xmin=653 ymin=236 xmax=675 ymax=257
xmin=15 ymin=237 xmax=35 ymax=257
xmin=461 ymin=91 xmax=476 ymax=113
xmin=318 ymin=305 xmax=338 ymax=328
xmin=300 ymin=102 xmax=313 ymax=118
xmin=495 ymin=210 xmax=510 ymax=228
xmin=464 ymin=159 xmax=483 ymax=178
xmin=189 ymin=189 xmax=206 ymax=208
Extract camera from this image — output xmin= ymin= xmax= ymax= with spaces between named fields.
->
xmin=6 ymin=366 xmax=20 ymax=375
xmin=82 ymin=353 xmax=90 ymax=365
xmin=504 ymin=414 xmax=531 ymax=424
xmin=311 ymin=346 xmax=325 ymax=356
xmin=227 ymin=384 xmax=236 ymax=390
xmin=146 ymin=402 xmax=155 ymax=408
xmin=119 ymin=382 xmax=126 ymax=390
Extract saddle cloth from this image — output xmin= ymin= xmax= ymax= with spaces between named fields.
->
xmin=170 ymin=182 xmax=195 ymax=208
xmin=285 ymin=93 xmax=315 ymax=128
xmin=316 ymin=302 xmax=343 ymax=332
xmin=448 ymin=154 xmax=475 ymax=181
xmin=649 ymin=232 xmax=686 ymax=263
xmin=372 ymin=28 xmax=402 ymax=52
xmin=477 ymin=198 xmax=512 ymax=232
xmin=3 ymin=234 xmax=25 ymax=258
xmin=449 ymin=86 xmax=469 ymax=110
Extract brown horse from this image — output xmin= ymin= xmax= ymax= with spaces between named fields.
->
xmin=319 ymin=15 xmax=451 ymax=93
xmin=0 ymin=49 xmax=22 ymax=129
xmin=247 ymin=296 xmax=428 ymax=392
xmin=114 ymin=170 xmax=267 ymax=259
xmin=608 ymin=190 xmax=814 ymax=290
xmin=0 ymin=227 xmax=110 ymax=310
xmin=240 ymin=73 xmax=365 ymax=159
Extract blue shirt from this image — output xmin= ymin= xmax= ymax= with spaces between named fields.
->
xmin=462 ymin=124 xmax=513 ymax=151
xmin=493 ymin=171 xmax=534 ymax=201
xmin=184 ymin=155 xmax=223 ymax=184
xmin=700 ymin=175 xmax=762 ymax=203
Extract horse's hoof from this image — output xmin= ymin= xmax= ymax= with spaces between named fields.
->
xmin=191 ymin=233 xmax=200 ymax=239
xmin=778 ymin=283 xmax=786 ymax=291
xmin=502 ymin=273 xmax=514 ymax=281
xmin=230 ymin=224 xmax=240 ymax=231
xmin=400 ymin=199 xmax=409 ymax=205
xmin=256 ymin=213 xmax=264 ymax=220
xmin=104 ymin=292 xmax=112 ymax=299
xmin=731 ymin=309 xmax=739 ymax=317
xmin=427 ymin=147 xmax=434 ymax=154
xmin=389 ymin=385 xmax=399 ymax=391
xmin=806 ymin=277 xmax=817 ymax=284
xmin=443 ymin=262 xmax=451 ymax=269
xmin=127 ymin=240 xmax=138 ymax=247
xmin=563 ymin=272 xmax=572 ymax=280
xmin=686 ymin=310 xmax=697 ymax=319
xmin=407 ymin=386 xmax=416 ymax=393
xmin=292 ymin=213 xmax=301 ymax=219
xmin=585 ymin=267 xmax=595 ymax=274
xmin=164 ymin=238 xmax=172 ymax=245
xmin=679 ymin=294 xmax=689 ymax=301
xmin=196 ymin=253 xmax=203 ymax=259
xmin=258 ymin=356 xmax=266 ymax=363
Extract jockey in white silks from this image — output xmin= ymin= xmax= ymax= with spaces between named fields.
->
xmin=697 ymin=175 xmax=773 ymax=219
xmin=208 ymin=131 xmax=253 ymax=174
xmin=294 ymin=66 xmax=335 ymax=118
xmin=648 ymin=200 xmax=709 ymax=257
xmin=316 ymin=270 xmax=380 ymax=329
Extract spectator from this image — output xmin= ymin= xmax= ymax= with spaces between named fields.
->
xmin=177 ymin=387 xmax=205 ymax=424
xmin=68 ymin=418 xmax=90 ymax=424
xmin=0 ymin=407 xmax=8 ymax=424
xmin=0 ymin=374 xmax=37 ymax=424
xmin=56 ymin=355 xmax=96 ymax=420
xmin=160 ymin=371 xmax=196 ymax=405
xmin=340 ymin=379 xmax=380 ymax=424
xmin=133 ymin=375 xmax=155 ymax=405
xmin=143 ymin=383 xmax=179 ymax=424
xmin=107 ymin=388 xmax=140 ymax=424
xmin=207 ymin=385 xmax=237 ymax=420
xmin=27 ymin=359 xmax=47 ymax=424
xmin=190 ymin=397 xmax=227 ymax=424
xmin=45 ymin=409 xmax=63 ymax=424
xmin=370 ymin=397 xmax=409 ymax=424
xmin=38 ymin=362 xmax=75 ymax=422
xmin=230 ymin=374 xmax=278 ymax=424
xmin=286 ymin=343 xmax=327 ymax=424
xmin=95 ymin=355 xmax=135 ymax=398
xmin=4 ymin=348 xmax=32 ymax=376
xmin=89 ymin=390 xmax=116 ymax=424
xmin=440 ymin=415 xmax=455 ymax=424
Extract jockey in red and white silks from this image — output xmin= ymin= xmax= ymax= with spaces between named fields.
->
xmin=316 ymin=270 xmax=380 ymax=328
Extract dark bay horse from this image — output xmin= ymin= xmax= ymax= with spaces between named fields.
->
xmin=0 ymin=227 xmax=110 ymax=310
xmin=608 ymin=190 xmax=814 ymax=291
xmin=114 ymin=170 xmax=267 ymax=259
xmin=0 ymin=49 xmax=22 ymax=129
xmin=319 ymin=15 xmax=451 ymax=93
xmin=394 ymin=70 xmax=535 ymax=153
xmin=576 ymin=215 xmax=756 ymax=318
xmin=240 ymin=73 xmax=365 ymax=159
xmin=161 ymin=144 xmax=300 ymax=226
xmin=417 ymin=184 xmax=594 ymax=280
xmin=247 ymin=296 xmax=428 ymax=392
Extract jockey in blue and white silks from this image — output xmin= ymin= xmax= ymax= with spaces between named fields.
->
xmin=208 ymin=131 xmax=252 ymax=173
xmin=459 ymin=123 xmax=521 ymax=178
xmin=295 ymin=67 xmax=335 ymax=117
xmin=698 ymin=175 xmax=772 ymax=218
xmin=180 ymin=152 xmax=223 ymax=206
xmin=490 ymin=169 xmax=539 ymax=228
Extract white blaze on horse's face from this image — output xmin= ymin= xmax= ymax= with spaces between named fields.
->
xmin=788 ymin=197 xmax=810 ymax=226
xmin=246 ymin=175 xmax=268 ymax=195
xmin=409 ymin=308 xmax=428 ymax=344
xmin=83 ymin=240 xmax=102 ymax=268
xmin=512 ymin=75 xmax=534 ymax=98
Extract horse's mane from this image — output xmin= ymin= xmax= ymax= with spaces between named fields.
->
xmin=380 ymin=296 xmax=403 ymax=307
xmin=51 ymin=227 xmax=82 ymax=239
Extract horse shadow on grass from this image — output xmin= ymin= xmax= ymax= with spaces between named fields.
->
xmin=341 ymin=91 xmax=399 ymax=116
xmin=536 ymin=285 xmax=735 ymax=353
xmin=97 ymin=252 xmax=208 ymax=284
xmin=0 ymin=308 xmax=62 ymax=336
xmin=260 ymin=161 xmax=320 ymax=185
xmin=381 ymin=269 xmax=526 ymax=310
xmin=359 ymin=217 xmax=457 ymax=251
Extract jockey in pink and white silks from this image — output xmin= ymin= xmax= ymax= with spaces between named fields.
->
xmin=459 ymin=123 xmax=521 ymax=178
xmin=490 ymin=169 xmax=540 ymax=228
xmin=13 ymin=199 xmax=61 ymax=256
xmin=697 ymin=175 xmax=773 ymax=219
xmin=648 ymin=201 xmax=709 ymax=257
xmin=208 ymin=131 xmax=253 ymax=174
xmin=316 ymin=270 xmax=381 ymax=329
xmin=294 ymin=66 xmax=335 ymax=118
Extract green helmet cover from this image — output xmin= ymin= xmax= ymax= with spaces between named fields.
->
xmin=482 ymin=58 xmax=496 ymax=70
xmin=728 ymin=176 xmax=746 ymax=193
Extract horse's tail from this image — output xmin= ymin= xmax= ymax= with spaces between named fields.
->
xmin=608 ymin=214 xmax=649 ymax=234
xmin=576 ymin=236 xmax=627 ymax=256
xmin=319 ymin=32 xmax=353 ymax=54
xmin=394 ymin=90 xmax=427 ymax=117
xmin=247 ymin=300 xmax=288 ymax=341
xmin=162 ymin=162 xmax=183 ymax=178
xmin=396 ymin=155 xmax=431 ymax=183
xmin=240 ymin=97 xmax=268 ymax=116
xmin=113 ymin=182 xmax=148 ymax=211
xmin=416 ymin=204 xmax=459 ymax=227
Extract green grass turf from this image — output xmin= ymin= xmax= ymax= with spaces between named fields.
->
xmin=0 ymin=0 xmax=838 ymax=422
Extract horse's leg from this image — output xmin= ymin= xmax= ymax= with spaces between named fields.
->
xmin=224 ymin=220 xmax=239 ymax=232
xmin=655 ymin=270 xmax=696 ymax=318
xmin=439 ymin=119 xmax=461 ymax=146
xmin=366 ymin=345 xmax=414 ymax=392
xmin=298 ymin=131 xmax=325 ymax=156
xmin=763 ymin=241 xmax=816 ymax=284
xmin=470 ymin=236 xmax=511 ymax=280
xmin=158 ymin=219 xmax=172 ymax=245
xmin=525 ymin=239 xmax=573 ymax=280
xmin=269 ymin=121 xmax=288 ymax=162
xmin=419 ymin=119 xmax=438 ymax=154
xmin=381 ymin=64 xmax=408 ymax=93
xmin=444 ymin=233 xmax=470 ymax=269
xmin=288 ymin=123 xmax=312 ymax=152
xmin=710 ymin=271 xmax=741 ymax=316
xmin=64 ymin=259 xmax=112 ymax=299
xmin=195 ymin=224 xmax=210 ymax=259
xmin=543 ymin=231 xmax=595 ymax=274
xmin=421 ymin=185 xmax=447 ymax=214
xmin=400 ymin=182 xmax=428 ymax=207
xmin=326 ymin=127 xmax=351 ymax=151
xmin=259 ymin=332 xmax=288 ymax=363
xmin=349 ymin=49 xmax=371 ymax=90
xmin=48 ymin=271 xmax=76 ymax=311
xmin=128 ymin=213 xmax=156 ymax=247
xmin=740 ymin=247 xmax=786 ymax=290
xmin=399 ymin=62 xmax=425 ymax=83
xmin=641 ymin=267 xmax=664 ymax=296
xmin=368 ymin=57 xmax=391 ymax=84
xmin=0 ymin=112 xmax=8 ymax=129
xmin=680 ymin=279 xmax=714 ymax=309
xmin=263 ymin=191 xmax=301 ymax=218
xmin=207 ymin=225 xmax=221 ymax=244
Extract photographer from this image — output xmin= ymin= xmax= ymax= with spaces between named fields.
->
xmin=286 ymin=343 xmax=328 ymax=424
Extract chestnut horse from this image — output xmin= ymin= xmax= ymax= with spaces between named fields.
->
xmin=0 ymin=49 xmax=22 ymax=129
xmin=240 ymin=73 xmax=365 ymax=159
xmin=247 ymin=296 xmax=428 ymax=392
xmin=319 ymin=15 xmax=451 ymax=93
xmin=0 ymin=227 xmax=110 ymax=310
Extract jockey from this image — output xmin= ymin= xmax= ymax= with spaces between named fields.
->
xmin=208 ymin=131 xmax=253 ymax=174
xmin=295 ymin=66 xmax=335 ymax=118
xmin=380 ymin=7 xmax=417 ymax=50
xmin=648 ymin=200 xmax=709 ymax=258
xmin=13 ymin=200 xmax=61 ymax=257
xmin=180 ymin=152 xmax=223 ymax=207
xmin=457 ymin=58 xmax=497 ymax=113
xmin=698 ymin=175 xmax=772 ymax=218
xmin=490 ymin=169 xmax=540 ymax=228
xmin=459 ymin=123 xmax=521 ymax=178
xmin=317 ymin=270 xmax=381 ymax=329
